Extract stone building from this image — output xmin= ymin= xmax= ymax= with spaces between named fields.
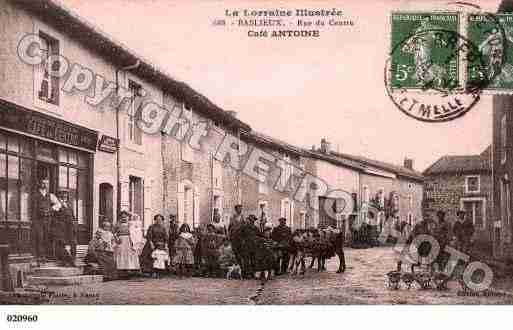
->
xmin=493 ymin=94 xmax=513 ymax=260
xmin=0 ymin=0 xmax=246 ymax=280
xmin=162 ymin=124 xmax=312 ymax=230
xmin=305 ymin=139 xmax=424 ymax=232
xmin=491 ymin=0 xmax=513 ymax=262
xmin=423 ymin=147 xmax=493 ymax=249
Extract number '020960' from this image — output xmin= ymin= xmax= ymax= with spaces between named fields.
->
xmin=6 ymin=314 xmax=38 ymax=322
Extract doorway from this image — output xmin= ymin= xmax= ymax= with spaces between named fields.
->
xmin=36 ymin=162 xmax=57 ymax=193
xmin=99 ymin=183 xmax=114 ymax=223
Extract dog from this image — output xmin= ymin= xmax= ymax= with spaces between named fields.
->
xmin=226 ymin=264 xmax=242 ymax=280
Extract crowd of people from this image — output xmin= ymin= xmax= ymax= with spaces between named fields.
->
xmin=84 ymin=204 xmax=348 ymax=281
xmin=396 ymin=209 xmax=476 ymax=273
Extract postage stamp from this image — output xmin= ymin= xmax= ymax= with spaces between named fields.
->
xmin=390 ymin=12 xmax=460 ymax=92
xmin=467 ymin=14 xmax=513 ymax=92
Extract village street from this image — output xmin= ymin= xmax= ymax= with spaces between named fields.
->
xmin=42 ymin=246 xmax=513 ymax=305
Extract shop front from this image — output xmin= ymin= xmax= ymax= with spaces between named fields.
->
xmin=0 ymin=99 xmax=97 ymax=257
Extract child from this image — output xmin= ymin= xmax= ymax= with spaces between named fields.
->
xmin=173 ymin=224 xmax=197 ymax=277
xmin=201 ymin=224 xmax=225 ymax=277
xmin=219 ymin=240 xmax=237 ymax=276
xmin=151 ymin=241 xmax=170 ymax=278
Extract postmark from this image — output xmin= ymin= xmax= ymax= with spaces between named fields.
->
xmin=386 ymin=11 xmax=506 ymax=122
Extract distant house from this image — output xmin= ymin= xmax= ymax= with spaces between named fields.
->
xmin=423 ymin=147 xmax=492 ymax=247
xmin=305 ymin=139 xmax=424 ymax=236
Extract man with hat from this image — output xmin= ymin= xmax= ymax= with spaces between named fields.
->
xmin=228 ymin=204 xmax=243 ymax=236
xmin=272 ymin=217 xmax=292 ymax=275
xmin=239 ymin=214 xmax=260 ymax=277
xmin=52 ymin=188 xmax=77 ymax=266
xmin=228 ymin=204 xmax=244 ymax=275
xmin=453 ymin=210 xmax=466 ymax=251
xmin=460 ymin=210 xmax=475 ymax=254
xmin=168 ymin=214 xmax=179 ymax=265
xmin=434 ymin=210 xmax=451 ymax=271
xmin=32 ymin=178 xmax=60 ymax=264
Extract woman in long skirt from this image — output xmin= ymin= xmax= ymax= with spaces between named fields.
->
xmin=114 ymin=211 xmax=141 ymax=275
xmin=140 ymin=214 xmax=168 ymax=274
xmin=85 ymin=221 xmax=118 ymax=281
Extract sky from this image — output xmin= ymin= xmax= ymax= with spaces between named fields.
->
xmin=61 ymin=0 xmax=501 ymax=171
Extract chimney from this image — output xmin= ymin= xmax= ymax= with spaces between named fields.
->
xmin=404 ymin=158 xmax=414 ymax=170
xmin=320 ymin=138 xmax=331 ymax=154
xmin=226 ymin=111 xmax=238 ymax=118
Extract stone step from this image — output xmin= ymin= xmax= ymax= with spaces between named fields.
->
xmin=27 ymin=275 xmax=103 ymax=286
xmin=0 ymin=289 xmax=49 ymax=304
xmin=32 ymin=267 xmax=83 ymax=277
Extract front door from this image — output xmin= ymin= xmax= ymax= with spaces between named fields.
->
xmin=36 ymin=162 xmax=58 ymax=194
xmin=462 ymin=200 xmax=484 ymax=230
xmin=56 ymin=147 xmax=91 ymax=245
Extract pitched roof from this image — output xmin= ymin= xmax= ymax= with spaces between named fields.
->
xmin=327 ymin=151 xmax=424 ymax=181
xmin=243 ymin=131 xmax=304 ymax=157
xmin=14 ymin=0 xmax=250 ymax=132
xmin=423 ymin=148 xmax=491 ymax=175
xmin=304 ymin=150 xmax=368 ymax=172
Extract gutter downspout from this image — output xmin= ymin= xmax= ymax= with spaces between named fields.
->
xmin=115 ymin=60 xmax=141 ymax=219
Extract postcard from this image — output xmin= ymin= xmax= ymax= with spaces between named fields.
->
xmin=1 ymin=1 xmax=513 ymax=322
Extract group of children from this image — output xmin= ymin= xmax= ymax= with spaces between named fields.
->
xmin=149 ymin=223 xmax=236 ymax=278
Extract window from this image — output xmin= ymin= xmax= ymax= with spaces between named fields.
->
xmin=278 ymin=154 xmax=293 ymax=191
xmin=180 ymin=103 xmax=194 ymax=163
xmin=465 ymin=175 xmax=480 ymax=193
xmin=409 ymin=194 xmax=413 ymax=209
xmin=36 ymin=32 xmax=59 ymax=105
xmin=258 ymin=168 xmax=268 ymax=194
xmin=0 ymin=132 xmax=91 ymax=253
xmin=213 ymin=160 xmax=223 ymax=190
xmin=128 ymin=80 xmax=143 ymax=145
xmin=378 ymin=188 xmax=385 ymax=208
xmin=129 ymin=176 xmax=143 ymax=223
xmin=280 ymin=198 xmax=294 ymax=227
xmin=501 ymin=114 xmax=507 ymax=164
xmin=299 ymin=211 xmax=307 ymax=229
xmin=363 ymin=186 xmax=370 ymax=204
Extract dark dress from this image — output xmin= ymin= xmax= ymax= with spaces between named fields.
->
xmin=32 ymin=191 xmax=52 ymax=260
xmin=140 ymin=223 xmax=168 ymax=273
xmin=52 ymin=203 xmax=77 ymax=266
xmin=168 ymin=222 xmax=179 ymax=261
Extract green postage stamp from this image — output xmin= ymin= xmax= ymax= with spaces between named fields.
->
xmin=390 ymin=13 xmax=460 ymax=91
xmin=467 ymin=14 xmax=513 ymax=92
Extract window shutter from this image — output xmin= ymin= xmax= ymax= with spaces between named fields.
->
xmin=38 ymin=37 xmax=49 ymax=100
xmin=193 ymin=190 xmax=200 ymax=228
xmin=50 ymin=39 xmax=59 ymax=104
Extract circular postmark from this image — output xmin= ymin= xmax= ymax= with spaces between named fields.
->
xmin=385 ymin=10 xmax=506 ymax=122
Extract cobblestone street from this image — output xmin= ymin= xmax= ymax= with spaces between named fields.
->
xmin=44 ymin=247 xmax=513 ymax=305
